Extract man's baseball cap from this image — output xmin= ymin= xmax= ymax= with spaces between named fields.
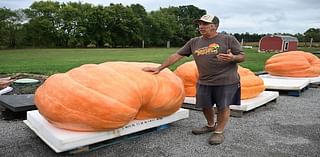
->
xmin=193 ymin=15 xmax=219 ymax=24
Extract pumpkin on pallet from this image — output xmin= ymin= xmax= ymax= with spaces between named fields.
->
xmin=35 ymin=62 xmax=185 ymax=132
xmin=265 ymin=51 xmax=320 ymax=77
xmin=174 ymin=61 xmax=265 ymax=99
xmin=174 ymin=61 xmax=198 ymax=96
xmin=238 ymin=66 xmax=265 ymax=99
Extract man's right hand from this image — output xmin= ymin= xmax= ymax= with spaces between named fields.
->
xmin=142 ymin=67 xmax=161 ymax=74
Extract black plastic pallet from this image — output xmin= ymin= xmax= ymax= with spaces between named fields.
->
xmin=0 ymin=94 xmax=36 ymax=120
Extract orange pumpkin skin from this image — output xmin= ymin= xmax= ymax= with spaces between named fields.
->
xmin=265 ymin=51 xmax=320 ymax=77
xmin=174 ymin=61 xmax=199 ymax=96
xmin=35 ymin=62 xmax=185 ymax=131
xmin=238 ymin=66 xmax=265 ymax=99
xmin=174 ymin=61 xmax=265 ymax=99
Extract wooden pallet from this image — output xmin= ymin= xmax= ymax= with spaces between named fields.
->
xmin=259 ymin=74 xmax=320 ymax=89
xmin=309 ymin=83 xmax=320 ymax=88
xmin=67 ymin=124 xmax=169 ymax=154
xmin=266 ymin=85 xmax=309 ymax=97
xmin=181 ymin=103 xmax=202 ymax=111
xmin=259 ymin=76 xmax=310 ymax=97
xmin=182 ymin=91 xmax=279 ymax=117
xmin=259 ymin=74 xmax=320 ymax=85
xmin=0 ymin=86 xmax=13 ymax=95
xmin=230 ymin=98 xmax=277 ymax=117
xmin=182 ymin=102 xmax=276 ymax=118
xmin=254 ymin=71 xmax=268 ymax=76
xmin=24 ymin=109 xmax=189 ymax=153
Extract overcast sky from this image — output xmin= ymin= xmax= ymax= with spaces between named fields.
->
xmin=1 ymin=0 xmax=319 ymax=34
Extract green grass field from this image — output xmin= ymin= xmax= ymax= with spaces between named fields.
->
xmin=0 ymin=47 xmax=318 ymax=75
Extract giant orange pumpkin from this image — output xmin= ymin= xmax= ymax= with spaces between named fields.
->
xmin=265 ymin=51 xmax=320 ymax=77
xmin=238 ymin=66 xmax=265 ymax=99
xmin=174 ymin=61 xmax=199 ymax=96
xmin=174 ymin=61 xmax=265 ymax=99
xmin=35 ymin=62 xmax=185 ymax=131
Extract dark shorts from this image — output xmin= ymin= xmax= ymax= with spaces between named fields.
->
xmin=195 ymin=83 xmax=241 ymax=110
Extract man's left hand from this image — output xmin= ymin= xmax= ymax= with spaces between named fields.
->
xmin=216 ymin=49 xmax=235 ymax=62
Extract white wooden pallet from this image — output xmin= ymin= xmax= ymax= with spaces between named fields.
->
xmin=0 ymin=86 xmax=13 ymax=95
xmin=259 ymin=75 xmax=310 ymax=90
xmin=230 ymin=91 xmax=279 ymax=111
xmin=183 ymin=91 xmax=279 ymax=117
xmin=24 ymin=109 xmax=189 ymax=153
xmin=259 ymin=74 xmax=320 ymax=84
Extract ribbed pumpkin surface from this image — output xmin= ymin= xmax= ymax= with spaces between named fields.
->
xmin=174 ymin=61 xmax=265 ymax=99
xmin=238 ymin=66 xmax=265 ymax=99
xmin=35 ymin=62 xmax=185 ymax=131
xmin=174 ymin=61 xmax=198 ymax=96
xmin=265 ymin=51 xmax=320 ymax=77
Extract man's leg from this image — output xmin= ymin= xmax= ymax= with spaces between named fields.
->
xmin=203 ymin=107 xmax=215 ymax=127
xmin=208 ymin=83 xmax=240 ymax=144
xmin=192 ymin=107 xmax=216 ymax=134
xmin=215 ymin=107 xmax=230 ymax=132
xmin=208 ymin=107 xmax=230 ymax=145
xmin=192 ymin=84 xmax=216 ymax=135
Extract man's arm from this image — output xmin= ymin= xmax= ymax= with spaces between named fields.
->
xmin=232 ymin=53 xmax=245 ymax=63
xmin=142 ymin=53 xmax=184 ymax=74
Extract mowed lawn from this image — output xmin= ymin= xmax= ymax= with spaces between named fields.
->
xmin=0 ymin=48 xmax=275 ymax=75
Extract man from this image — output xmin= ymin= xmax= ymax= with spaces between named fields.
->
xmin=143 ymin=14 xmax=245 ymax=145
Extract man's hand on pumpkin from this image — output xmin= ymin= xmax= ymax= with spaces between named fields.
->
xmin=142 ymin=67 xmax=161 ymax=74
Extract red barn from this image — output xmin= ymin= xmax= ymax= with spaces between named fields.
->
xmin=258 ymin=35 xmax=298 ymax=52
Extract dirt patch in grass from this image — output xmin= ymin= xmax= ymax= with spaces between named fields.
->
xmin=0 ymin=73 xmax=47 ymax=95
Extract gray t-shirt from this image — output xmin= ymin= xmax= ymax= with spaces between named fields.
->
xmin=177 ymin=33 xmax=244 ymax=86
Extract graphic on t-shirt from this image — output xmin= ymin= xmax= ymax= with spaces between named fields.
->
xmin=194 ymin=43 xmax=220 ymax=56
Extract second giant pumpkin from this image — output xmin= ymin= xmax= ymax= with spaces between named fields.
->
xmin=238 ymin=66 xmax=265 ymax=99
xmin=174 ymin=61 xmax=265 ymax=99
xmin=265 ymin=51 xmax=320 ymax=77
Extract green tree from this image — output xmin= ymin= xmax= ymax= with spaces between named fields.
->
xmin=304 ymin=28 xmax=320 ymax=42
xmin=172 ymin=5 xmax=206 ymax=46
xmin=67 ymin=2 xmax=93 ymax=47
xmin=150 ymin=5 xmax=206 ymax=47
xmin=107 ymin=4 xmax=142 ymax=47
xmin=148 ymin=8 xmax=181 ymax=47
xmin=129 ymin=4 xmax=147 ymax=47
xmin=24 ymin=1 xmax=60 ymax=47
xmin=0 ymin=7 xmax=16 ymax=48
xmin=0 ymin=3 xmax=234 ymax=48
xmin=56 ymin=2 xmax=82 ymax=47
xmin=83 ymin=5 xmax=111 ymax=47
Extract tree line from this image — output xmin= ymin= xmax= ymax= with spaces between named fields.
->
xmin=0 ymin=1 xmax=319 ymax=49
